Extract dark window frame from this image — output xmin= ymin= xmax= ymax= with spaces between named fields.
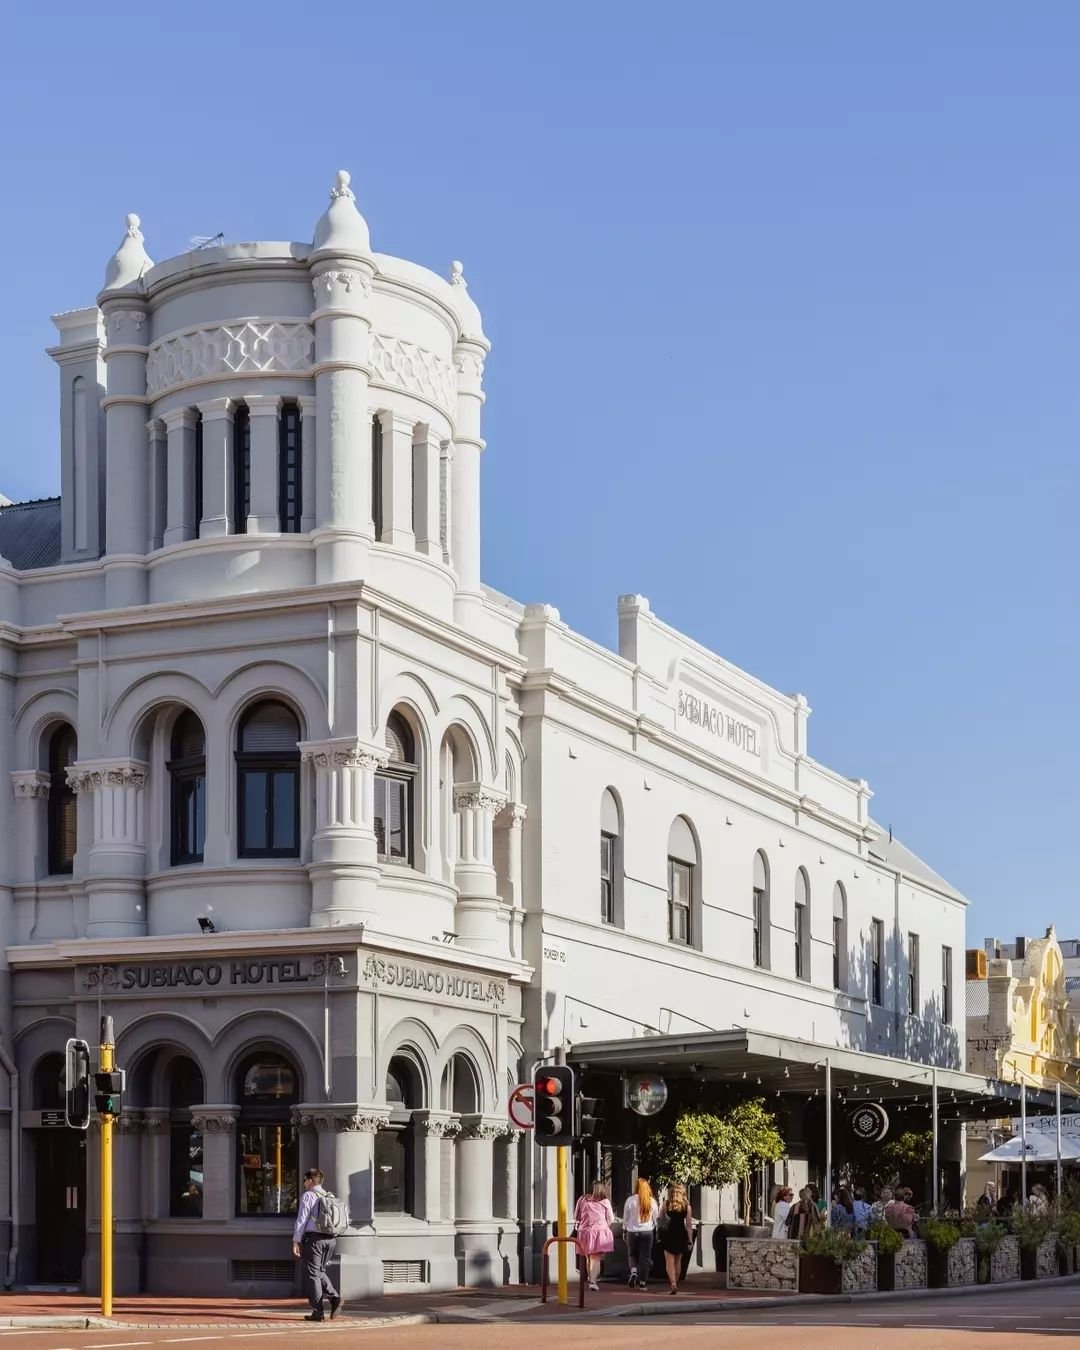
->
xmin=169 ymin=710 xmax=206 ymax=866
xmin=193 ymin=411 xmax=203 ymax=539
xmin=600 ymin=831 xmax=616 ymax=925
xmin=371 ymin=414 xmax=384 ymax=540
xmin=234 ymin=1051 xmax=300 ymax=1218
xmin=278 ymin=402 xmax=302 ymax=533
xmin=941 ymin=944 xmax=952 ymax=1023
xmin=232 ymin=404 xmax=250 ymax=535
xmin=752 ymin=887 xmax=765 ymax=968
xmin=47 ymin=724 xmax=78 ymax=876
xmin=668 ymin=856 xmax=693 ymax=947
xmin=374 ymin=713 xmax=416 ymax=866
xmin=907 ymin=931 xmax=920 ymax=1015
xmin=871 ymin=918 xmax=884 ymax=1006
xmin=795 ymin=902 xmax=808 ymax=981
xmin=235 ymin=702 xmax=301 ymax=860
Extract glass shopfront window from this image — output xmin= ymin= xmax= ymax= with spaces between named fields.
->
xmin=168 ymin=1056 xmax=205 ymax=1217
xmin=235 ymin=1052 xmax=299 ymax=1216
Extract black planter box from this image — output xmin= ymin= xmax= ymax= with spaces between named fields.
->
xmin=877 ymin=1252 xmax=896 ymax=1291
xmin=799 ymin=1254 xmax=843 ymax=1295
xmin=927 ymin=1247 xmax=952 ymax=1288
xmin=1020 ymin=1246 xmax=1038 ymax=1281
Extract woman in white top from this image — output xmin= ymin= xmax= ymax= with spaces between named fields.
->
xmin=622 ymin=1177 xmax=660 ymax=1291
xmin=770 ymin=1185 xmax=794 ymax=1239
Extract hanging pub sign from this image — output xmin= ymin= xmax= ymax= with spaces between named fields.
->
xmin=849 ymin=1102 xmax=889 ymax=1142
xmin=626 ymin=1074 xmax=668 ymax=1116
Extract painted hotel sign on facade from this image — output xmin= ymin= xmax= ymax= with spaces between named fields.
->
xmin=677 ymin=688 xmax=761 ymax=759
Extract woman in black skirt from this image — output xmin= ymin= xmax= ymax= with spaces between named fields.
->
xmin=658 ymin=1182 xmax=694 ymax=1294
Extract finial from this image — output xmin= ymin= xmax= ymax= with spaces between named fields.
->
xmin=448 ymin=259 xmax=486 ymax=342
xmin=312 ymin=167 xmax=370 ymax=256
xmin=102 ymin=210 xmax=153 ymax=292
xmin=330 ymin=170 xmax=355 ymax=201
xmin=450 ymin=260 xmax=466 ymax=287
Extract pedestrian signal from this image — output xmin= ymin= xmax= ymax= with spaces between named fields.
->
xmin=533 ymin=1066 xmax=574 ymax=1147
xmin=577 ymin=1095 xmax=604 ymax=1140
xmin=94 ymin=1070 xmax=124 ymax=1117
xmin=64 ymin=1038 xmax=91 ymax=1130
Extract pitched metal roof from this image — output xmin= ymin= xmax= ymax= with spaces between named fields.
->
xmin=866 ymin=819 xmax=967 ymax=904
xmin=0 ymin=498 xmax=62 ymax=570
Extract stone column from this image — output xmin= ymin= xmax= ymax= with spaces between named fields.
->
xmin=197 ymin=397 xmax=235 ymax=537
xmin=245 ymin=393 xmax=282 ymax=532
xmin=455 ymin=1115 xmax=504 ymax=1286
xmin=494 ymin=1128 xmax=522 ymax=1220
xmin=412 ymin=1112 xmax=457 ymax=1222
xmin=412 ymin=425 xmax=441 ymax=559
xmin=450 ymin=338 xmax=488 ymax=624
xmin=453 ymin=785 xmax=507 ymax=955
xmin=380 ymin=413 xmax=415 ymax=549
xmin=494 ymin=803 xmax=526 ymax=959
xmin=298 ymin=396 xmax=316 ymax=533
xmin=147 ymin=419 xmax=167 ymax=551
xmin=440 ymin=440 xmax=454 ymax=566
xmin=10 ymin=771 xmax=49 ymax=882
xmin=68 ymin=759 xmax=149 ymax=938
xmin=300 ymin=738 xmax=387 ymax=928
xmin=100 ymin=303 xmax=150 ymax=608
xmin=141 ymin=1108 xmax=171 ymax=1220
xmin=306 ymin=1108 xmax=387 ymax=1298
xmin=310 ymin=255 xmax=377 ymax=583
xmin=190 ymin=1106 xmax=238 ymax=1222
xmin=163 ymin=407 xmax=198 ymax=545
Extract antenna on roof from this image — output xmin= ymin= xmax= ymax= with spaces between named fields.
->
xmin=189 ymin=233 xmax=225 ymax=251
xmin=888 ymin=824 xmax=893 ymax=843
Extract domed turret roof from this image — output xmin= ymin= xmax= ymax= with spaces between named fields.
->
xmin=102 ymin=213 xmax=153 ymax=293
xmin=312 ymin=170 xmax=371 ymax=257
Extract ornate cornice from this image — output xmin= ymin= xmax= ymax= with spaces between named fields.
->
xmin=293 ymin=1108 xmax=390 ymax=1134
xmin=412 ymin=1111 xmax=460 ymax=1139
xmin=191 ymin=1110 xmax=238 ymax=1132
xmin=453 ymin=785 xmax=508 ymax=815
xmin=457 ymin=1115 xmax=507 ymax=1142
xmin=299 ymin=738 xmax=388 ymax=772
xmin=109 ymin=309 xmax=148 ymax=333
xmin=11 ymin=770 xmax=50 ymax=800
xmin=67 ymin=760 xmax=148 ymax=793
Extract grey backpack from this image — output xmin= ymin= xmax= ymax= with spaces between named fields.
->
xmin=313 ymin=1187 xmax=350 ymax=1236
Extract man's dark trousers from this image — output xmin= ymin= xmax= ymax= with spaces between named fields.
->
xmin=302 ymin=1234 xmax=338 ymax=1312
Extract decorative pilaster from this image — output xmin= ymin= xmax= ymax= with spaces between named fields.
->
xmin=453 ymin=785 xmax=507 ymax=955
xmin=381 ymin=413 xmax=416 ymax=549
xmin=298 ymin=396 xmax=317 ymax=533
xmin=68 ymin=759 xmax=149 ymax=937
xmin=494 ymin=1127 xmax=523 ymax=1220
xmin=163 ymin=407 xmax=198 ymax=545
xmin=299 ymin=1107 xmax=389 ymax=1228
xmin=412 ymin=425 xmax=441 ymax=559
xmin=141 ymin=1108 xmax=171 ymax=1220
xmin=245 ymin=394 xmax=282 ymax=532
xmin=449 ymin=262 xmax=489 ymax=622
xmin=147 ymin=418 xmax=167 ymax=551
xmin=300 ymin=738 xmax=387 ymax=928
xmin=196 ymin=397 xmax=235 ymax=537
xmin=413 ymin=1112 xmax=459 ymax=1222
xmin=190 ymin=1106 xmax=238 ymax=1221
xmin=494 ymin=802 xmax=526 ymax=958
xmin=455 ymin=1114 xmax=503 ymax=1224
xmin=100 ymin=295 xmax=151 ymax=607
xmin=11 ymin=770 xmax=50 ymax=883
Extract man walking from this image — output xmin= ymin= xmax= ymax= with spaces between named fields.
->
xmin=292 ymin=1167 xmax=343 ymax=1322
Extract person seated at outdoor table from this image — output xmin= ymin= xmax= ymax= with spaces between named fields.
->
xmin=884 ymin=1188 xmax=915 ymax=1238
xmin=869 ymin=1185 xmax=893 ymax=1224
xmin=1027 ymin=1183 xmax=1050 ymax=1215
xmin=830 ymin=1187 xmax=857 ymax=1231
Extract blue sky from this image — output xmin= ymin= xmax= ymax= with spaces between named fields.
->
xmin=2 ymin=3 xmax=1077 ymax=942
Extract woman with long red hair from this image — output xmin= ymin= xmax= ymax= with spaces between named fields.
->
xmin=621 ymin=1177 xmax=660 ymax=1291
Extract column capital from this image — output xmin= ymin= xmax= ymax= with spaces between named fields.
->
xmin=293 ymin=1105 xmax=389 ymax=1133
xmin=67 ymin=758 xmax=149 ymax=793
xmin=142 ymin=1107 xmax=172 ymax=1135
xmin=412 ymin=1111 xmax=461 ymax=1139
xmin=197 ymin=396 xmax=235 ymax=423
xmin=244 ymin=393 xmax=283 ymax=416
xmin=457 ymin=1113 xmax=509 ymax=1141
xmin=112 ymin=1111 xmax=146 ymax=1135
xmin=146 ymin=417 xmax=167 ymax=441
xmin=161 ymin=406 xmax=198 ymax=433
xmin=299 ymin=737 xmax=388 ymax=771
xmin=496 ymin=802 xmax=527 ymax=828
xmin=190 ymin=1104 xmax=240 ymax=1132
xmin=297 ymin=395 xmax=317 ymax=415
xmin=453 ymin=784 xmax=507 ymax=815
xmin=11 ymin=770 xmax=50 ymax=799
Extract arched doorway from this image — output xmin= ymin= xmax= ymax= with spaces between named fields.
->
xmin=31 ymin=1051 xmax=86 ymax=1283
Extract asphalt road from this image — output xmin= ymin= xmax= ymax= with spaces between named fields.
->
xmin=1 ymin=1285 xmax=1079 ymax=1348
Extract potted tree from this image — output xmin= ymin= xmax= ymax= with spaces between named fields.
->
xmin=921 ymin=1216 xmax=972 ymax=1287
xmin=973 ymin=1220 xmax=1007 ymax=1284
xmin=799 ymin=1226 xmax=868 ymax=1295
xmin=868 ymin=1221 xmax=903 ymax=1291
xmin=1013 ymin=1209 xmax=1052 ymax=1280
xmin=1056 ymin=1209 xmax=1080 ymax=1275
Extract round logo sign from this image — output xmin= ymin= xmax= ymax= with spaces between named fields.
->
xmin=627 ymin=1074 xmax=668 ymax=1116
xmin=849 ymin=1102 xmax=889 ymax=1142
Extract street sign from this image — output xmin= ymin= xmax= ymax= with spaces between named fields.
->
xmin=508 ymin=1083 xmax=535 ymax=1130
xmin=40 ymin=1110 xmax=66 ymax=1128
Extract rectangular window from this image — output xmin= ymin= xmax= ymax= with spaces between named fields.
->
xmin=832 ymin=915 xmax=842 ymax=990
xmin=172 ymin=772 xmax=206 ymax=865
xmin=752 ymin=888 xmax=765 ymax=967
xmin=233 ymin=405 xmax=250 ymax=534
xmin=871 ymin=919 xmax=884 ymax=1005
xmin=942 ymin=945 xmax=952 ymax=1023
xmin=374 ymin=775 xmax=410 ymax=862
xmin=795 ymin=902 xmax=808 ymax=981
xmin=668 ymin=858 xmax=692 ymax=946
xmin=372 ymin=414 xmax=384 ymax=539
xmin=373 ymin=1126 xmax=412 ymax=1213
xmin=170 ymin=1126 xmax=204 ymax=1217
xmin=908 ymin=932 xmax=920 ymax=1015
xmin=238 ymin=768 xmax=299 ymax=857
xmin=237 ymin=1122 xmax=298 ymax=1215
xmin=278 ymin=403 xmax=302 ymax=532
xmin=600 ymin=832 xmax=615 ymax=924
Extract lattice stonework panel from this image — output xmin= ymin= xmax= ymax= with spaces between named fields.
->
xmin=145 ymin=321 xmax=316 ymax=396
xmin=369 ymin=332 xmax=456 ymax=411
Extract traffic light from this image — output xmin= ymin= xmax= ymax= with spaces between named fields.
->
xmin=533 ymin=1065 xmax=574 ymax=1147
xmin=577 ymin=1095 xmax=604 ymax=1140
xmin=94 ymin=1070 xmax=124 ymax=1117
xmin=64 ymin=1038 xmax=90 ymax=1130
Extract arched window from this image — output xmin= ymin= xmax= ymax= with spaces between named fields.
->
xmin=232 ymin=403 xmax=250 ymax=535
xmin=753 ymin=851 xmax=770 ymax=969
xmin=377 ymin=1056 xmax=422 ymax=1215
xmin=371 ymin=413 xmax=384 ymax=540
xmin=832 ymin=882 xmax=847 ymax=991
xmin=235 ymin=702 xmax=300 ymax=858
xmin=667 ymin=817 xmax=699 ymax=948
xmin=795 ymin=867 xmax=810 ymax=982
xmin=443 ymin=1052 xmax=480 ymax=1115
xmin=168 ymin=1057 xmax=205 ymax=1218
xmin=235 ymin=1051 xmax=299 ymax=1215
xmin=375 ymin=712 xmax=416 ymax=865
xmin=169 ymin=710 xmax=206 ymax=865
xmin=47 ymin=724 xmax=78 ymax=875
xmin=278 ymin=402 xmax=302 ymax=533
xmin=600 ymin=788 xmax=623 ymax=927
xmin=32 ymin=1052 xmax=65 ymax=1110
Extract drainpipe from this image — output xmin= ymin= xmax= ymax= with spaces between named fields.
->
xmin=0 ymin=1040 xmax=18 ymax=1287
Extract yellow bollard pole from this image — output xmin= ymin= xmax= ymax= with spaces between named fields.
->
xmin=100 ymin=1025 xmax=114 ymax=1319
xmin=556 ymin=1145 xmax=569 ymax=1306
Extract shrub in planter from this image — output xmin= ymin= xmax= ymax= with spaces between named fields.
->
xmin=1056 ymin=1210 xmax=1080 ymax=1275
xmin=973 ymin=1221 xmax=1007 ymax=1284
xmin=799 ymin=1227 xmax=867 ymax=1295
xmin=921 ymin=1217 xmax=962 ymax=1287
xmin=868 ymin=1221 xmax=903 ymax=1291
xmin=1011 ymin=1209 xmax=1051 ymax=1280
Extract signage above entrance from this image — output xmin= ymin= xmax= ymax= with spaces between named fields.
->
xmin=361 ymin=955 xmax=507 ymax=1007
xmin=849 ymin=1102 xmax=889 ymax=1142
xmin=82 ymin=955 xmax=347 ymax=993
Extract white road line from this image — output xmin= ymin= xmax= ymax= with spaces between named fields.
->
xmin=159 ymin=1340 xmax=225 ymax=1345
xmin=1017 ymin=1329 xmax=1078 ymax=1334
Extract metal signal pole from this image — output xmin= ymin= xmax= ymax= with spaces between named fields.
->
xmin=555 ymin=1046 xmax=569 ymax=1306
xmin=100 ymin=1016 xmax=115 ymax=1319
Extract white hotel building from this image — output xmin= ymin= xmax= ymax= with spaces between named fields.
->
xmin=0 ymin=172 xmax=971 ymax=1297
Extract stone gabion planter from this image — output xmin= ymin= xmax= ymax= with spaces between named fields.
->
xmin=841 ymin=1245 xmax=877 ymax=1293
xmin=726 ymin=1238 xmax=799 ymax=1291
xmin=929 ymin=1237 xmax=976 ymax=1287
xmin=1036 ymin=1234 xmax=1059 ymax=1279
xmin=893 ymin=1240 xmax=927 ymax=1289
xmin=990 ymin=1235 xmax=1020 ymax=1283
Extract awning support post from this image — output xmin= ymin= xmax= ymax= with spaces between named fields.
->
xmin=931 ymin=1066 xmax=939 ymax=1213
xmin=824 ymin=1057 xmax=832 ymax=1224
xmin=1056 ymin=1082 xmax=1063 ymax=1201
xmin=1021 ymin=1081 xmax=1027 ymax=1204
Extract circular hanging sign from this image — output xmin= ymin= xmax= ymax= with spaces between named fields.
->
xmin=849 ymin=1102 xmax=890 ymax=1142
xmin=627 ymin=1074 xmax=669 ymax=1116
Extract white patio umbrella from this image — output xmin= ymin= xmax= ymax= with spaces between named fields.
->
xmin=979 ymin=1132 xmax=1080 ymax=1163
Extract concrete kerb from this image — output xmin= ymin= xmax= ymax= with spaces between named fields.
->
xmin=599 ymin=1271 xmax=1080 ymax=1318
xmin=0 ymin=1314 xmax=439 ymax=1330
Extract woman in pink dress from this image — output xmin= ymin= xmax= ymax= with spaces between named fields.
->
xmin=574 ymin=1182 xmax=616 ymax=1290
